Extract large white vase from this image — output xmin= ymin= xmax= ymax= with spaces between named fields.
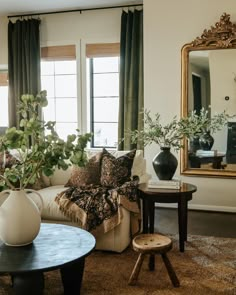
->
xmin=0 ymin=189 xmax=43 ymax=246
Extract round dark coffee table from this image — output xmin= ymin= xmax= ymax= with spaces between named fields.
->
xmin=0 ymin=223 xmax=96 ymax=295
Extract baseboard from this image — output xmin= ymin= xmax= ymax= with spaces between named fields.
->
xmin=155 ymin=203 xmax=236 ymax=213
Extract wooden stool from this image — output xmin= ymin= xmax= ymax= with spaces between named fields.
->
xmin=128 ymin=233 xmax=180 ymax=287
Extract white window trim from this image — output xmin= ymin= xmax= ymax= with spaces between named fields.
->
xmin=40 ymin=41 xmax=82 ymax=133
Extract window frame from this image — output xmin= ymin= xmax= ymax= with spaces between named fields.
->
xmin=86 ymin=43 xmax=120 ymax=148
xmin=40 ymin=45 xmax=79 ymax=139
xmin=0 ymin=71 xmax=9 ymax=127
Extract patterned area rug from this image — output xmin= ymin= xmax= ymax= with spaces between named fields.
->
xmin=0 ymin=235 xmax=235 ymax=295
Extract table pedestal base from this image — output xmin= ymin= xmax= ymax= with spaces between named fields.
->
xmin=12 ymin=272 xmax=44 ymax=295
xmin=11 ymin=259 xmax=85 ymax=295
xmin=60 ymin=258 xmax=85 ymax=295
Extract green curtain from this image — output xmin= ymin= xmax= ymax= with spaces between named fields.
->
xmin=8 ymin=18 xmax=41 ymax=128
xmin=118 ymin=9 xmax=144 ymax=151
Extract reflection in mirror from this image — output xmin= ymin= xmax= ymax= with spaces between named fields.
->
xmin=189 ymin=50 xmax=210 ymax=115
xmin=181 ymin=13 xmax=236 ymax=178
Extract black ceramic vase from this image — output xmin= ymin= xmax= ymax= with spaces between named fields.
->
xmin=189 ymin=136 xmax=200 ymax=153
xmin=152 ymin=147 xmax=178 ymax=180
xmin=199 ymin=131 xmax=214 ymax=150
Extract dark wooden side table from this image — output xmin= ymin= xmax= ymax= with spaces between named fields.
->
xmin=138 ymin=182 xmax=197 ymax=254
xmin=189 ymin=153 xmax=225 ymax=169
xmin=0 ymin=223 xmax=96 ymax=295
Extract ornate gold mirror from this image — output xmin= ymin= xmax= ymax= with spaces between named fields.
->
xmin=181 ymin=13 xmax=236 ymax=178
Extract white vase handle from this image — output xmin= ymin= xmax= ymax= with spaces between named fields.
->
xmin=0 ymin=190 xmax=11 ymax=196
xmin=0 ymin=190 xmax=11 ymax=203
xmin=25 ymin=189 xmax=44 ymax=214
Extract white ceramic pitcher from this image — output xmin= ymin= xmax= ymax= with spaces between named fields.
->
xmin=0 ymin=189 xmax=44 ymax=246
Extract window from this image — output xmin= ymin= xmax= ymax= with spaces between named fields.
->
xmin=0 ymin=72 xmax=8 ymax=127
xmin=86 ymin=43 xmax=120 ymax=148
xmin=41 ymin=45 xmax=77 ymax=140
xmin=41 ymin=43 xmax=120 ymax=147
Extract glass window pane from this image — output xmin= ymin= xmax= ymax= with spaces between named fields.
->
xmin=94 ymin=97 xmax=119 ymax=122
xmin=56 ymin=123 xmax=78 ymax=140
xmin=93 ymin=123 xmax=118 ymax=147
xmin=94 ymin=73 xmax=119 ymax=97
xmin=55 ymin=61 xmax=76 ymax=75
xmin=41 ymin=76 xmax=55 ymax=98
xmin=93 ymin=57 xmax=119 ymax=73
xmin=43 ymin=98 xmax=55 ymax=122
xmin=41 ymin=61 xmax=54 ymax=75
xmin=55 ymin=75 xmax=77 ymax=97
xmin=0 ymin=86 xmax=8 ymax=126
xmin=56 ymin=99 xmax=77 ymax=122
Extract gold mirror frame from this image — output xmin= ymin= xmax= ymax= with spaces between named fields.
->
xmin=181 ymin=13 xmax=236 ymax=178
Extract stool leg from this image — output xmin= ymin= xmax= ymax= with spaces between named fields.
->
xmin=128 ymin=253 xmax=145 ymax=285
xmin=161 ymin=253 xmax=180 ymax=287
xmin=148 ymin=254 xmax=155 ymax=271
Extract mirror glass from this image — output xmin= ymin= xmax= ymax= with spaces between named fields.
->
xmin=181 ymin=13 xmax=236 ymax=178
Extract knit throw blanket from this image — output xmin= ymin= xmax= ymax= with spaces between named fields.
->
xmin=55 ymin=178 xmax=140 ymax=237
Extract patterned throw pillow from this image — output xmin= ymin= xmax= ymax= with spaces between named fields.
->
xmin=65 ymin=151 xmax=103 ymax=187
xmin=100 ymin=149 xmax=136 ymax=187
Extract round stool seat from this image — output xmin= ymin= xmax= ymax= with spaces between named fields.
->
xmin=128 ymin=233 xmax=179 ymax=287
xmin=133 ymin=233 xmax=172 ymax=253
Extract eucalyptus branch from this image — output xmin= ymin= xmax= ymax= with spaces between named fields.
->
xmin=128 ymin=110 xmax=185 ymax=151
xmin=22 ymin=157 xmax=44 ymax=189
xmin=0 ymin=90 xmax=91 ymax=191
xmin=0 ymin=174 xmax=15 ymax=190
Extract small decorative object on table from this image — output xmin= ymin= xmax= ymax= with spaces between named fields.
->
xmin=152 ymin=147 xmax=178 ymax=180
xmin=0 ymin=91 xmax=91 ymax=246
xmin=148 ymin=178 xmax=181 ymax=189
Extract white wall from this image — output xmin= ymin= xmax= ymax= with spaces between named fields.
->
xmin=144 ymin=0 xmax=236 ymax=212
xmin=209 ymin=50 xmax=236 ymax=152
xmin=0 ymin=16 xmax=8 ymax=68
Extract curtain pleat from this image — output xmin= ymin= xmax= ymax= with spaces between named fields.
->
xmin=118 ymin=9 xmax=144 ymax=150
xmin=8 ymin=18 xmax=41 ymax=128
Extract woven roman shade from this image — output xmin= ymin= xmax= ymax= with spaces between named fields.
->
xmin=0 ymin=73 xmax=8 ymax=86
xmin=86 ymin=43 xmax=120 ymax=58
xmin=41 ymin=45 xmax=76 ymax=61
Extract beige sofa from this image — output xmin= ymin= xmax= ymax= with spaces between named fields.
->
xmin=33 ymin=150 xmax=150 ymax=253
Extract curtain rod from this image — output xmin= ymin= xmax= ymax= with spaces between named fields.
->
xmin=7 ymin=3 xmax=143 ymax=18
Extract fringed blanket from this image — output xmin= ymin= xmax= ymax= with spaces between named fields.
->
xmin=55 ymin=178 xmax=140 ymax=237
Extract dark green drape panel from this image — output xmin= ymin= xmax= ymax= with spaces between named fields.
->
xmin=8 ymin=18 xmax=41 ymax=128
xmin=118 ymin=9 xmax=144 ymax=151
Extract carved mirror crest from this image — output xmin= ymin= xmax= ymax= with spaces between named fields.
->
xmin=181 ymin=13 xmax=236 ymax=178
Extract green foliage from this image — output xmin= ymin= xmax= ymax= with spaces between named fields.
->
xmin=0 ymin=90 xmax=92 ymax=190
xmin=179 ymin=108 xmax=235 ymax=140
xmin=128 ymin=108 xmax=235 ymax=151
xmin=129 ymin=110 xmax=184 ymax=151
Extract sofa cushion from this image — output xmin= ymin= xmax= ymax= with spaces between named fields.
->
xmin=48 ymin=149 xmax=150 ymax=186
xmin=65 ymin=151 xmax=103 ymax=187
xmin=100 ymin=149 xmax=136 ymax=187
xmin=31 ymin=185 xmax=70 ymax=221
xmin=49 ymin=163 xmax=72 ymax=186
xmin=112 ymin=150 xmax=144 ymax=178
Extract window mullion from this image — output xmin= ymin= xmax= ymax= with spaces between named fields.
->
xmin=90 ymin=59 xmax=95 ymax=147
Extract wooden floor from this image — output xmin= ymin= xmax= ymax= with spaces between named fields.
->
xmin=154 ymin=208 xmax=236 ymax=238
